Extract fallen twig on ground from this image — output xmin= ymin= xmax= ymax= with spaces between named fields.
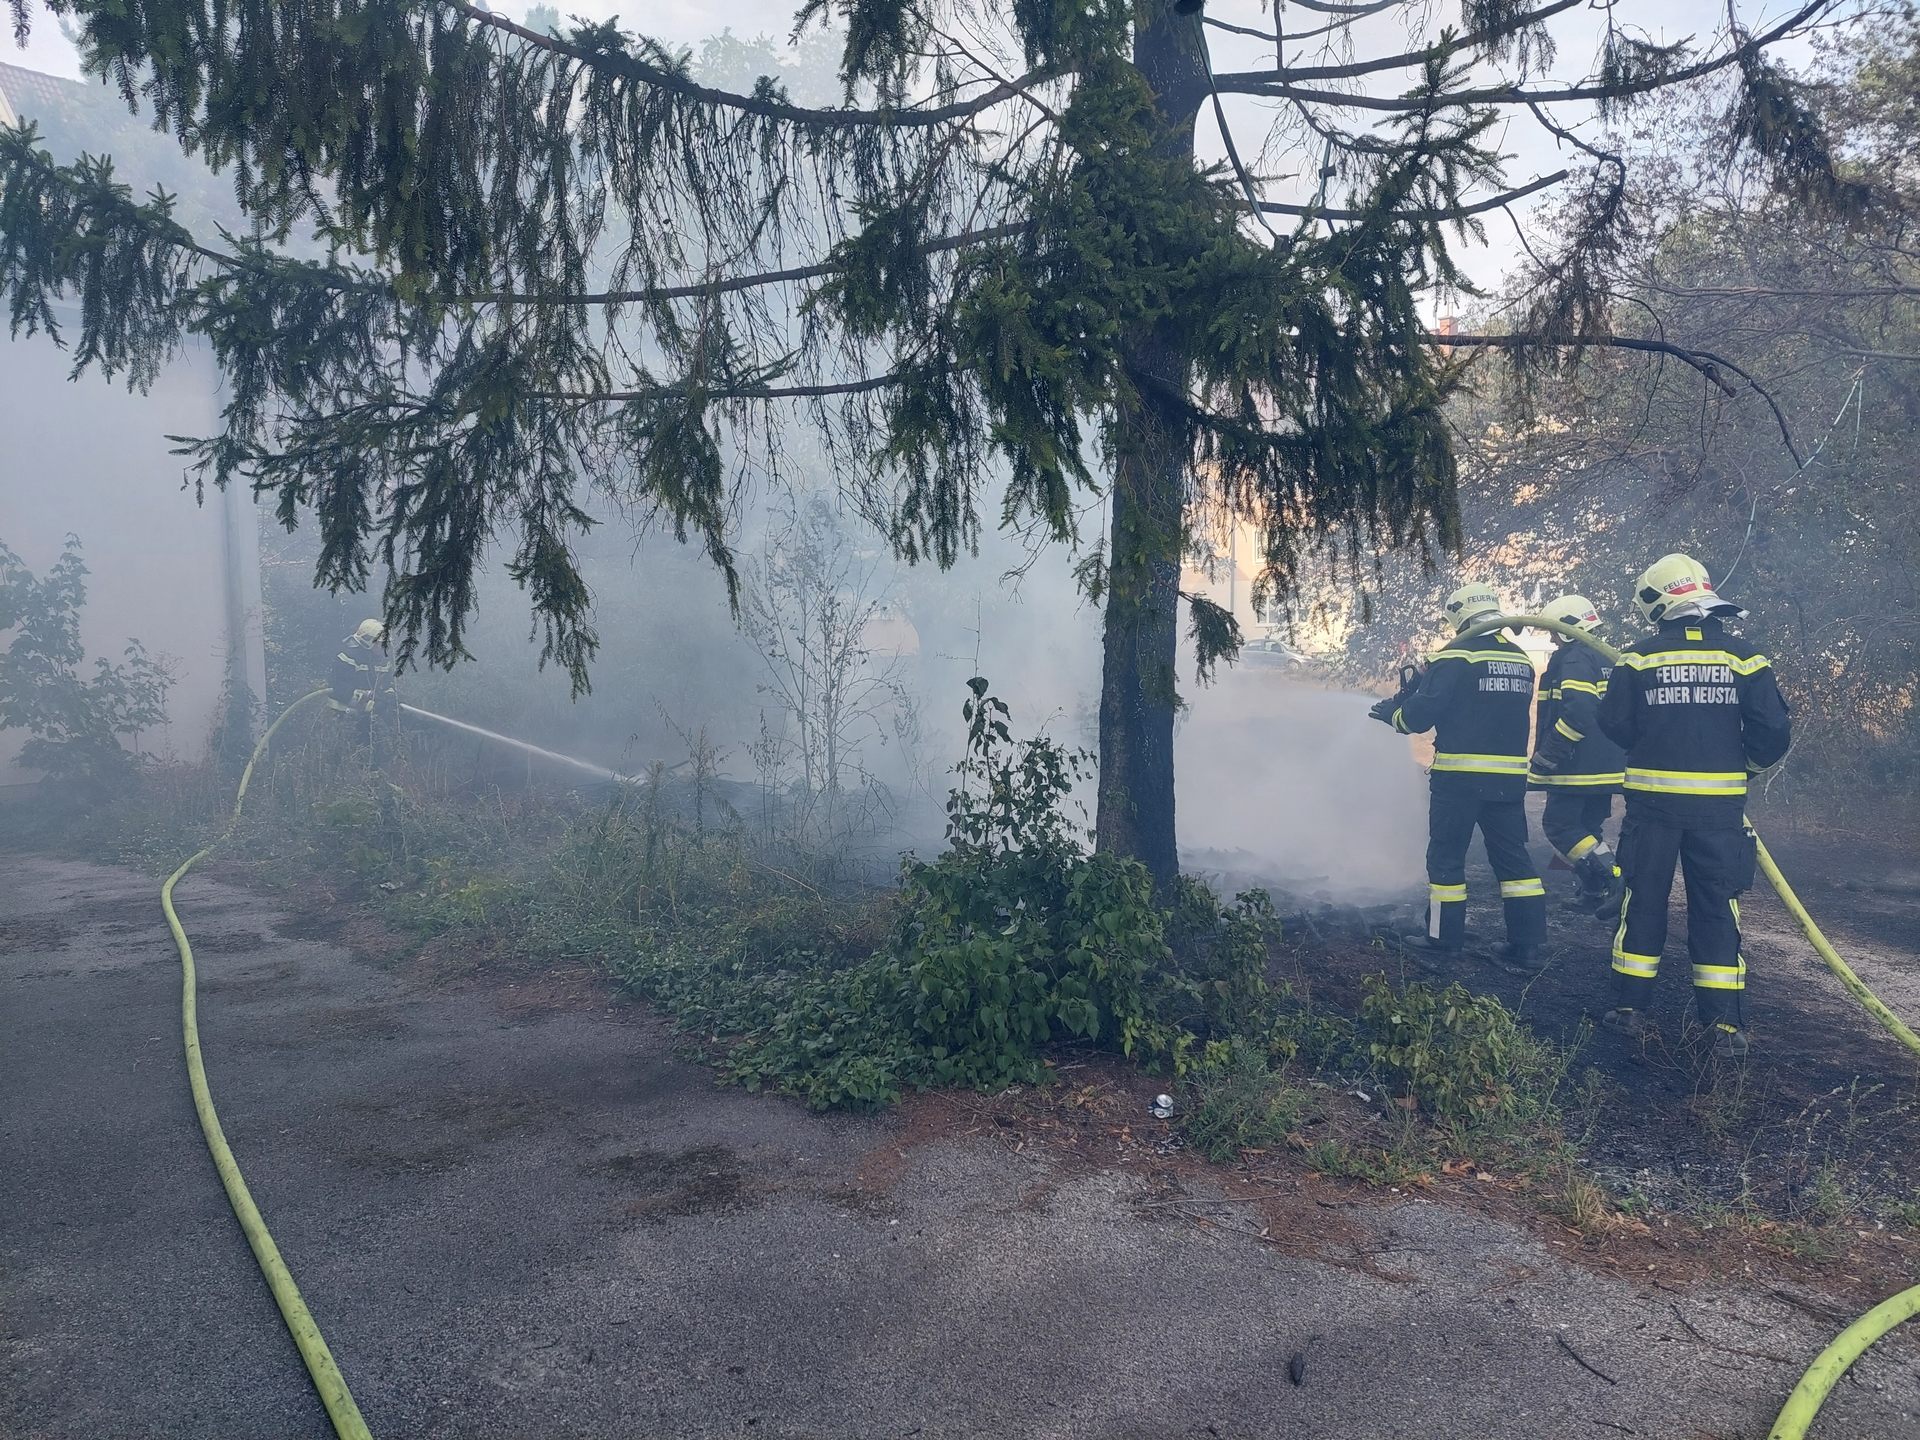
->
xmin=1554 ymin=1331 xmax=1619 ymax=1385
xmin=1669 ymin=1304 xmax=1795 ymax=1365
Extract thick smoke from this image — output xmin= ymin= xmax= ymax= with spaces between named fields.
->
xmin=0 ymin=330 xmax=258 ymax=783
xmin=1176 ymin=669 xmax=1429 ymax=903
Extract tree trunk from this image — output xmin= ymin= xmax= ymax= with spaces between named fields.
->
xmin=1095 ymin=379 xmax=1187 ymax=887
xmin=1093 ymin=5 xmax=1207 ymax=892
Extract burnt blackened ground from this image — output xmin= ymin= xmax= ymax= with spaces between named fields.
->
xmin=1232 ymin=800 xmax=1920 ymax=1228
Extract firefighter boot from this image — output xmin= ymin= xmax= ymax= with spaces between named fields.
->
xmin=1712 ymin=1023 xmax=1752 ymax=1060
xmin=1577 ymin=851 xmax=1623 ymax=917
xmin=1400 ymin=932 xmax=1466 ymax=977
xmin=1493 ymin=941 xmax=1546 ymax=976
xmin=1601 ymin=1007 xmax=1658 ymax=1042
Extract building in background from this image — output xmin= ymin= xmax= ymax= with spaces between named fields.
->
xmin=0 ymin=61 xmax=265 ymax=789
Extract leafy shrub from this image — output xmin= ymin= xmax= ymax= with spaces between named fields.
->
xmin=1358 ymin=974 xmax=1569 ymax=1126
xmin=1265 ymin=990 xmax=1356 ymax=1071
xmin=885 ymin=680 xmax=1175 ymax=1083
xmin=723 ymin=961 xmax=914 ymax=1109
xmin=0 ymin=536 xmax=173 ymax=788
xmin=712 ymin=679 xmax=1175 ymax=1107
xmin=1179 ymin=1036 xmax=1312 ymax=1162
xmin=1158 ymin=879 xmax=1278 ymax=1039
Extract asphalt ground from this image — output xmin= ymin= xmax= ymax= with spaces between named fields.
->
xmin=4 ymin=854 xmax=1917 ymax=1439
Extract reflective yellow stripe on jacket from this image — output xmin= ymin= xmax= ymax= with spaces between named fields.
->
xmin=1432 ymin=752 xmax=1530 ymax=776
xmin=1430 ymin=649 xmax=1529 ymax=663
xmin=1617 ymin=650 xmax=1770 ymax=674
xmin=1623 ymin=767 xmax=1749 ymax=796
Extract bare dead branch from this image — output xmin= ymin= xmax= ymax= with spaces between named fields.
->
xmin=1640 ymin=283 xmax=1920 ymax=302
xmin=1215 ymin=0 xmax=1832 ymax=110
xmin=1212 ymin=0 xmax=1583 ymax=86
xmin=1439 ymin=332 xmax=1809 ymax=463
xmin=1263 ymin=169 xmax=1568 ymax=220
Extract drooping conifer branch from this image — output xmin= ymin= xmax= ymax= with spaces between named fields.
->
xmin=1215 ymin=0 xmax=1834 ymax=106
xmin=0 ymin=0 xmax=1873 ymax=740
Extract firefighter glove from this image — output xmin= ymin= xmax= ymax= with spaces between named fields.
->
xmin=1532 ymin=745 xmax=1566 ymax=775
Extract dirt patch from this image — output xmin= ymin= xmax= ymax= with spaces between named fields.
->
xmin=815 ymin=1061 xmax=1403 ymax=1277
xmin=481 ymin=961 xmax=621 ymax=1018
xmin=304 ymin=922 xmax=625 ymax=1020
xmin=196 ymin=958 xmax=307 ymax=995
xmin=595 ymin=1143 xmax=757 ymax=1223
xmin=408 ymin=931 xmax=616 ymax=1018
xmin=275 ymin=902 xmax=417 ymax=967
xmin=820 ymin=1092 xmax=975 ymax=1218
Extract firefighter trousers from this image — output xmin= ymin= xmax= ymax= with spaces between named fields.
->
xmin=1540 ymin=790 xmax=1616 ymax=867
xmin=1426 ymin=786 xmax=1546 ymax=950
xmin=1611 ymin=810 xmax=1756 ymax=1028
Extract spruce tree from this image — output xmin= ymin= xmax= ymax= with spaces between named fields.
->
xmin=0 ymin=0 xmax=1867 ymax=884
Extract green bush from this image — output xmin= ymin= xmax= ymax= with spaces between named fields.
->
xmin=1266 ymin=992 xmax=1356 ymax=1071
xmin=1358 ymin=974 xmax=1569 ymax=1126
xmin=1179 ymin=1037 xmax=1312 ymax=1162
xmin=708 ymin=679 xmax=1175 ymax=1107
xmin=0 ymin=535 xmax=173 ymax=789
xmin=1158 ymin=879 xmax=1277 ymax=1039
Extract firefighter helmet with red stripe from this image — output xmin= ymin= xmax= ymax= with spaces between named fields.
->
xmin=1632 ymin=554 xmax=1736 ymax=626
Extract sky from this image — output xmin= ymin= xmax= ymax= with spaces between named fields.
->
xmin=5 ymin=0 xmax=1821 ymax=294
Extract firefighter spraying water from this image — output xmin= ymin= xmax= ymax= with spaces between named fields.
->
xmin=1367 ymin=583 xmax=1547 ymax=974
xmin=328 ymin=619 xmax=397 ymax=758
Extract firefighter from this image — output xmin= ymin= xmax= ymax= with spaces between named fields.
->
xmin=329 ymin=618 xmax=396 ymax=750
xmin=1596 ymin=554 xmax=1792 ymax=1058
xmin=1529 ymin=594 xmax=1625 ymax=915
xmin=1370 ymin=583 xmax=1546 ymax=970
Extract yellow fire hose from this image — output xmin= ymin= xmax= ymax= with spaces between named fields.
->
xmin=157 ymin=653 xmax=1917 ymax=1438
xmin=161 ymin=688 xmax=375 ymax=1440
xmin=1455 ymin=613 xmax=1920 ymax=1436
xmin=1767 ymin=1286 xmax=1920 ymax=1438
xmin=1752 ymin=839 xmax=1920 ymax=1056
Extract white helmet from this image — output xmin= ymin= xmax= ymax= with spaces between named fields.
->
xmin=1443 ymin=582 xmax=1503 ymax=633
xmin=1541 ymin=593 xmax=1604 ymax=635
xmin=1632 ymin=554 xmax=1740 ymax=626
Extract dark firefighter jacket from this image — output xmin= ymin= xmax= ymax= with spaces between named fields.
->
xmin=1530 ymin=642 xmax=1625 ymax=788
xmin=329 ymin=641 xmax=394 ymax=714
xmin=1596 ymin=616 xmax=1792 ymax=825
xmin=1393 ymin=631 xmax=1536 ymax=798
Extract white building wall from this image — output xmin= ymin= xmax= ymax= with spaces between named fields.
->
xmin=0 ymin=325 xmax=265 ymax=787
